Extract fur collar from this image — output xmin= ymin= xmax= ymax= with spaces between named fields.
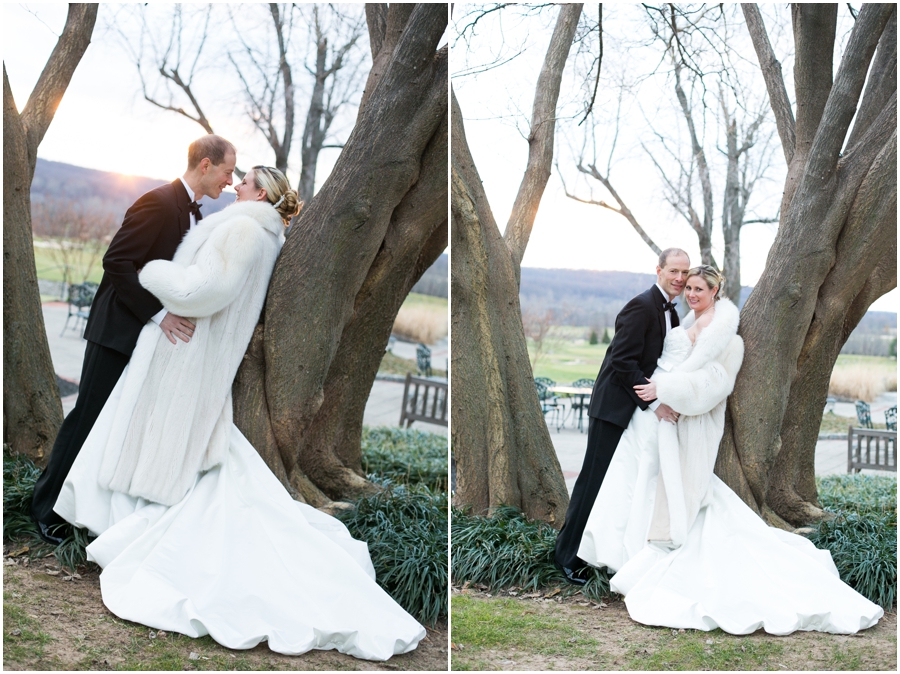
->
xmin=675 ymin=297 xmax=740 ymax=373
xmin=206 ymin=200 xmax=285 ymax=237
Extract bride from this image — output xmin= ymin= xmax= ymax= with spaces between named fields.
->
xmin=54 ymin=166 xmax=426 ymax=660
xmin=578 ymin=265 xmax=883 ymax=635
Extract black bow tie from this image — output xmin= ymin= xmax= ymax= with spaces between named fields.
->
xmin=663 ymin=301 xmax=677 ymax=312
xmin=188 ymin=200 xmax=203 ymax=222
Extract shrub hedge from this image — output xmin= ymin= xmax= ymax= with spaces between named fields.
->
xmin=451 ymin=505 xmax=610 ymax=602
xmin=361 ymin=426 xmax=448 ymax=491
xmin=809 ymin=474 xmax=896 ymax=609
xmin=338 ymin=485 xmax=448 ymax=626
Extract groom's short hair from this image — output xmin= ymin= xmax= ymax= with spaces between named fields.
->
xmin=659 ymin=247 xmax=689 ymax=267
xmin=187 ymin=135 xmax=236 ymax=170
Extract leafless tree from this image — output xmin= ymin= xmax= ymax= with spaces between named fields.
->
xmin=720 ymin=3 xmax=896 ymax=527
xmin=231 ymin=4 xmax=447 ymax=506
xmin=4 ymin=4 xmax=99 ymax=463
xmin=112 ymin=3 xmax=367 ymax=202
xmin=561 ymin=4 xmax=779 ymax=303
xmin=452 ymin=4 xmax=584 ymax=525
xmin=32 ymin=200 xmax=115 ymax=287
xmin=521 ymin=308 xmax=557 ymax=370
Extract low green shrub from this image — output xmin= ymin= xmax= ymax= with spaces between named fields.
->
xmin=338 ymin=484 xmax=448 ymax=626
xmin=809 ymin=474 xmax=897 ymax=609
xmin=3 ymin=449 xmax=93 ymax=568
xmin=361 ymin=426 xmax=448 ymax=491
xmin=451 ymin=505 xmax=611 ymax=602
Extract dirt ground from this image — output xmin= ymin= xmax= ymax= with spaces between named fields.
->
xmin=450 ymin=585 xmax=897 ymax=671
xmin=3 ymin=548 xmax=448 ymax=671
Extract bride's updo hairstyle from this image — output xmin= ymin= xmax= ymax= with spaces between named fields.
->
xmin=250 ymin=165 xmax=303 ymax=224
xmin=687 ymin=265 xmax=726 ymax=301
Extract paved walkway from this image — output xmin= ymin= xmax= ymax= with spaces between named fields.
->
xmin=43 ymin=302 xmax=446 ymax=436
xmin=548 ymin=393 xmax=897 ymax=494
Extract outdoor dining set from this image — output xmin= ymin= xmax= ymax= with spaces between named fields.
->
xmin=534 ymin=377 xmax=595 ymax=433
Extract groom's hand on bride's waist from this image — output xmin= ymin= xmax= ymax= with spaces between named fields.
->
xmin=654 ymin=403 xmax=679 ymax=424
xmin=159 ymin=312 xmax=196 ymax=344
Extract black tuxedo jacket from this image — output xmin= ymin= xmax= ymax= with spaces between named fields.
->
xmin=84 ymin=180 xmax=192 ymax=355
xmin=587 ymin=285 xmax=679 ymax=428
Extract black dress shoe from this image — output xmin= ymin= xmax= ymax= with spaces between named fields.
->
xmin=35 ymin=521 xmax=65 ymax=546
xmin=562 ymin=566 xmax=587 ymax=586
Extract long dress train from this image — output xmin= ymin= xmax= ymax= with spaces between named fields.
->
xmin=577 ymin=323 xmax=883 ymax=635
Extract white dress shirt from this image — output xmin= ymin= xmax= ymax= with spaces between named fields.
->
xmin=150 ymin=178 xmax=199 ymax=325
xmin=649 ymin=283 xmax=677 ymax=411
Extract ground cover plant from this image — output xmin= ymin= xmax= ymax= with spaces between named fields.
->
xmin=451 ymin=505 xmax=610 ymax=602
xmin=809 ymin=474 xmax=897 ymax=608
xmin=338 ymin=485 xmax=448 ymax=626
xmin=362 ymin=426 xmax=448 ymax=492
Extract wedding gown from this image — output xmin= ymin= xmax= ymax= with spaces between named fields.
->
xmin=578 ymin=326 xmax=883 ymax=635
xmin=54 ymin=347 xmax=425 ymax=660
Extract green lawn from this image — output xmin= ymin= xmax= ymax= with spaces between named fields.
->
xmin=529 ymin=328 xmax=897 ymax=390
xmin=33 ymin=242 xmax=107 ymax=285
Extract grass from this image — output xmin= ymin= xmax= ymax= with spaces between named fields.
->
xmin=830 ymin=356 xmax=898 ymax=401
xmin=450 ymin=595 xmax=800 ymax=671
xmin=819 ymin=412 xmax=887 ymax=434
xmin=4 ymin=594 xmax=54 ymax=664
xmin=33 ymin=241 xmax=106 ymax=285
xmin=361 ymin=426 xmax=448 ymax=492
xmin=451 ymin=595 xmax=599 ymax=656
xmin=393 ymin=292 xmax=448 ymax=344
xmin=378 ymin=351 xmax=447 ymax=378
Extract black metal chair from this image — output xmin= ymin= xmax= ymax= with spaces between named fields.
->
xmin=885 ymin=406 xmax=897 ymax=432
xmin=60 ymin=281 xmax=98 ymax=337
xmin=534 ymin=377 xmax=563 ymax=432
xmin=569 ymin=377 xmax=595 ymax=433
xmin=855 ymin=400 xmax=874 ymax=429
xmin=416 ymin=343 xmax=433 ymax=377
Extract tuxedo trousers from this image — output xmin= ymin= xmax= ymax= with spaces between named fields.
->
xmin=31 ymin=340 xmax=130 ymax=527
xmin=554 ymin=416 xmax=627 ymax=572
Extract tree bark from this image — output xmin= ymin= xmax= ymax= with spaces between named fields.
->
xmin=3 ymin=5 xmax=99 ymax=464
xmin=451 ymin=4 xmax=583 ymax=525
xmin=232 ymin=4 xmax=448 ymax=504
xmin=451 ymin=92 xmax=568 ymax=525
xmin=719 ymin=4 xmax=896 ymax=526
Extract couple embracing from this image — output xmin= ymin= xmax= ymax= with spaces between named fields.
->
xmin=555 ymin=249 xmax=883 ymax=635
xmin=29 ymin=135 xmax=425 ymax=660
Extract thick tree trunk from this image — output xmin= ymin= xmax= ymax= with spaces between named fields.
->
xmin=3 ymin=5 xmax=99 ymax=465
xmin=451 ymin=93 xmax=568 ymax=524
xmin=451 ymin=4 xmax=583 ymax=525
xmin=719 ymin=5 xmax=896 ymax=526
xmin=232 ymin=4 xmax=448 ymax=505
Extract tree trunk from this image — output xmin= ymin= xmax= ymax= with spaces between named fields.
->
xmin=719 ymin=5 xmax=896 ymax=527
xmin=451 ymin=4 xmax=583 ymax=525
xmin=3 ymin=5 xmax=99 ymax=465
xmin=232 ymin=4 xmax=448 ymax=505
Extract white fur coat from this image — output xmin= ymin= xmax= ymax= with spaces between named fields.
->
xmin=97 ymin=201 xmax=284 ymax=505
xmin=645 ymin=298 xmax=744 ymax=545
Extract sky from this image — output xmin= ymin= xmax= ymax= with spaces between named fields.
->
xmin=3 ymin=3 xmax=361 ymax=187
xmin=451 ymin=3 xmax=897 ymax=313
xmin=4 ymin=3 xmax=896 ymax=313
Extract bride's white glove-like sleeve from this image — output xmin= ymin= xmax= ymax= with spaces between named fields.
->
xmin=138 ymin=216 xmax=265 ymax=318
xmin=653 ymin=336 xmax=744 ymax=416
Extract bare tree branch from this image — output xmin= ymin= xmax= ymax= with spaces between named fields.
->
xmin=741 ymin=4 xmax=796 ymax=164
xmin=504 ymin=3 xmax=584 ymax=275
xmin=21 ymin=5 xmax=99 ymax=151
xmin=578 ymin=4 xmax=603 ymax=126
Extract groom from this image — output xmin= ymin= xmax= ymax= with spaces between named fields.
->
xmin=30 ymin=134 xmax=237 ymax=543
xmin=554 ymin=248 xmax=691 ymax=582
